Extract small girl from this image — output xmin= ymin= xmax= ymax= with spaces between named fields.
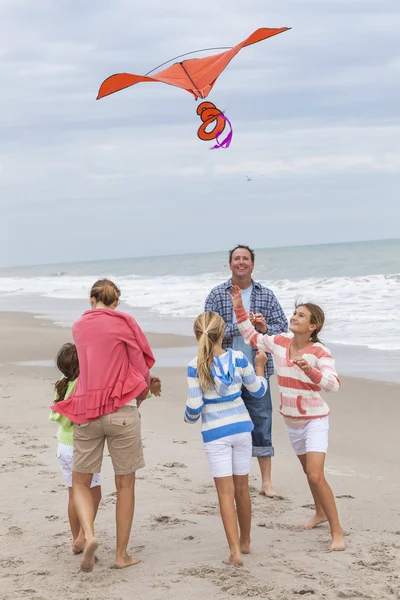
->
xmin=49 ymin=343 xmax=102 ymax=554
xmin=185 ymin=311 xmax=268 ymax=566
xmin=229 ymin=285 xmax=344 ymax=552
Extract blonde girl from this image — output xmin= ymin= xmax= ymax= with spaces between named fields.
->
xmin=185 ymin=311 xmax=268 ymax=565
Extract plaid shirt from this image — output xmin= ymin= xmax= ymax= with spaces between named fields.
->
xmin=204 ymin=278 xmax=288 ymax=378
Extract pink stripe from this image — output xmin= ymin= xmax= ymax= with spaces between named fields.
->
xmin=278 ymin=375 xmax=321 ymax=392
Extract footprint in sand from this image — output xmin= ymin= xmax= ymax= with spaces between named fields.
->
xmin=292 ymin=587 xmax=316 ymax=595
xmin=163 ymin=462 xmax=187 ymax=468
xmin=152 ymin=515 xmax=195 ymax=529
xmin=8 ymin=526 xmax=23 ymax=536
xmin=180 ymin=565 xmax=274 ymax=597
xmin=53 ymin=532 xmax=69 ymax=539
xmin=151 ymin=583 xmax=171 ymax=590
xmin=103 ymin=491 xmax=117 ymax=505
xmin=190 ymin=504 xmax=219 ymax=516
xmin=337 ymin=591 xmax=372 ymax=599
xmin=0 ymin=558 xmax=24 ymax=568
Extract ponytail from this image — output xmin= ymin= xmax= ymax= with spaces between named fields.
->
xmin=54 ymin=377 xmax=69 ymax=402
xmin=309 ymin=330 xmax=323 ymax=344
xmin=197 ymin=332 xmax=215 ymax=391
xmin=54 ymin=343 xmax=79 ymax=401
xmin=194 ymin=312 xmax=226 ymax=391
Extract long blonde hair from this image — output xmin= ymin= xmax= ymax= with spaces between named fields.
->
xmin=194 ymin=312 xmax=226 ymax=391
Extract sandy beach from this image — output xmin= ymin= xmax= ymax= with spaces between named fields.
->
xmin=1 ymin=311 xmax=399 ymax=600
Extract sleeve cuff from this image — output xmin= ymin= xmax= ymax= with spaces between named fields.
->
xmin=234 ymin=306 xmax=248 ymax=323
xmin=307 ymin=366 xmax=322 ymax=384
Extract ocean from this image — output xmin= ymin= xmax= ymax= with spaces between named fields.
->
xmin=0 ymin=238 xmax=399 ymax=382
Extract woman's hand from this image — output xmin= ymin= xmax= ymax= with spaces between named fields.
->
xmin=292 ymin=357 xmax=312 ymax=375
xmin=254 ymin=349 xmax=268 ymax=368
xmin=150 ymin=376 xmax=162 ymax=396
xmin=227 ymin=284 xmax=243 ymax=309
xmin=250 ymin=311 xmax=268 ymax=334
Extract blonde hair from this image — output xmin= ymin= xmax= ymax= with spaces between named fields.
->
xmin=194 ymin=312 xmax=226 ymax=391
xmin=90 ymin=278 xmax=121 ymax=307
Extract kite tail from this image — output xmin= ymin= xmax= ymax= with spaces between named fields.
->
xmin=210 ymin=114 xmax=233 ymax=150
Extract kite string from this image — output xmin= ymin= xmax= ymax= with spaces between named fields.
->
xmin=144 ymin=47 xmax=233 ymax=76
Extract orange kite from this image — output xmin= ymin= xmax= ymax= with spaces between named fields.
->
xmin=97 ymin=27 xmax=290 ymax=148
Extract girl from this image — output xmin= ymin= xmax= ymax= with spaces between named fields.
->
xmin=51 ymin=279 xmax=159 ymax=572
xmin=49 ymin=343 xmax=102 ymax=555
xmin=229 ymin=285 xmax=345 ymax=552
xmin=185 ymin=311 xmax=268 ymax=566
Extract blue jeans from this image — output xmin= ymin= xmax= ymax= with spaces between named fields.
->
xmin=242 ymin=381 xmax=274 ymax=457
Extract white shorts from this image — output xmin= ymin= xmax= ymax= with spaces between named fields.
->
xmin=286 ymin=417 xmax=329 ymax=455
xmin=204 ymin=432 xmax=252 ymax=478
xmin=57 ymin=443 xmax=101 ymax=488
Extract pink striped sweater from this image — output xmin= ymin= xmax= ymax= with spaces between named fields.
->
xmin=234 ymin=307 xmax=341 ymax=422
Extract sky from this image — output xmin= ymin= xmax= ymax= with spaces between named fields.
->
xmin=0 ymin=0 xmax=399 ymax=267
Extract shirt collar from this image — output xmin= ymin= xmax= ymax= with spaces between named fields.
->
xmin=223 ymin=278 xmax=261 ymax=289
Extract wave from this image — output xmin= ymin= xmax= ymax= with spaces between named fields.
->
xmin=0 ymin=272 xmax=399 ymax=351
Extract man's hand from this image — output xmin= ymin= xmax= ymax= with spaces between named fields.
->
xmin=150 ymin=376 xmax=162 ymax=397
xmin=227 ymin=284 xmax=243 ymax=309
xmin=250 ymin=311 xmax=268 ymax=334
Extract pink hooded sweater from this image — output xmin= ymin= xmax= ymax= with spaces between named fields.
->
xmin=50 ymin=309 xmax=155 ymax=423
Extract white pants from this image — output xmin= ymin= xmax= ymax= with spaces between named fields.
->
xmin=204 ymin=432 xmax=252 ymax=478
xmin=56 ymin=443 xmax=101 ymax=488
xmin=286 ymin=417 xmax=329 ymax=455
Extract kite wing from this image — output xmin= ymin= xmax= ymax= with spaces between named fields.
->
xmin=97 ymin=27 xmax=290 ymax=100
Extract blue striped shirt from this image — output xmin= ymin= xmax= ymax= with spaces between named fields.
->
xmin=185 ymin=349 xmax=267 ymax=443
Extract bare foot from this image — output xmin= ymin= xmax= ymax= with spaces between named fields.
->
xmin=72 ymin=542 xmax=84 ymax=554
xmin=240 ymin=540 xmax=250 ymax=554
xmin=72 ymin=534 xmax=85 ymax=554
xmin=115 ymin=553 xmax=141 ymax=569
xmin=80 ymin=538 xmax=99 ymax=572
xmin=301 ymin=514 xmax=328 ymax=530
xmin=328 ymin=530 xmax=345 ymax=552
xmin=259 ymin=483 xmax=283 ymax=499
xmin=222 ymin=554 xmax=243 ymax=566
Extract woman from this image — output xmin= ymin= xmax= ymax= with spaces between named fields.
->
xmin=51 ymin=279 xmax=160 ymax=571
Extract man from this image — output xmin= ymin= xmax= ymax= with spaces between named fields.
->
xmin=204 ymin=244 xmax=288 ymax=498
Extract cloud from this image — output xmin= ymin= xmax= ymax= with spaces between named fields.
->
xmin=0 ymin=0 xmax=399 ymax=266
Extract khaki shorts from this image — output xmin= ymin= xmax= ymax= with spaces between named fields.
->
xmin=73 ymin=405 xmax=145 ymax=476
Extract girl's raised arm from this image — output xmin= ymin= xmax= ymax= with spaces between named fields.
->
xmin=228 ymin=285 xmax=276 ymax=354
